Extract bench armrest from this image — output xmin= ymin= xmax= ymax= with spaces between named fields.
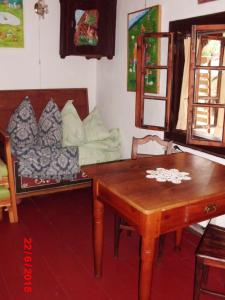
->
xmin=0 ymin=127 xmax=18 ymax=222
xmin=0 ymin=127 xmax=16 ymax=198
xmin=0 ymin=127 xmax=9 ymax=144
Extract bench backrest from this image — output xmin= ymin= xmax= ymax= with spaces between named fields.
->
xmin=0 ymin=88 xmax=89 ymax=130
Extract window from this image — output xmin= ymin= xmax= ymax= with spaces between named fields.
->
xmin=135 ymin=32 xmax=174 ymax=131
xmin=135 ymin=11 xmax=225 ymax=157
xmin=187 ymin=24 xmax=225 ymax=147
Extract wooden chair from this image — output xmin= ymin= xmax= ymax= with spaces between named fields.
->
xmin=193 ymin=223 xmax=225 ymax=300
xmin=114 ymin=135 xmax=183 ymax=258
xmin=131 ymin=135 xmax=174 ymax=159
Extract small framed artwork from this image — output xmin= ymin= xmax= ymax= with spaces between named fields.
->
xmin=59 ymin=0 xmax=117 ymax=59
xmin=74 ymin=9 xmax=99 ymax=47
xmin=0 ymin=0 xmax=24 ymax=48
xmin=127 ymin=5 xmax=161 ymax=92
xmin=198 ymin=0 xmax=216 ymax=3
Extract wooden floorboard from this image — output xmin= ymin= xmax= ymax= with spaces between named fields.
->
xmin=0 ymin=188 xmax=224 ymax=300
xmin=18 ymin=192 xmax=110 ymax=300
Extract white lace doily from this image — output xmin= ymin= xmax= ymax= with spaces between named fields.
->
xmin=146 ymin=168 xmax=191 ymax=184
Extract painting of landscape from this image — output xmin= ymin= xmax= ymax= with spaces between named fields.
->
xmin=127 ymin=5 xmax=160 ymax=92
xmin=0 ymin=0 xmax=24 ymax=48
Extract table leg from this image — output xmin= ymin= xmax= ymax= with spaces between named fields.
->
xmin=93 ymin=189 xmax=104 ymax=278
xmin=175 ymin=228 xmax=183 ymax=250
xmin=139 ymin=234 xmax=156 ymax=300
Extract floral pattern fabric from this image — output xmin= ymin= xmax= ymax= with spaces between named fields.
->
xmin=38 ymin=99 xmax=62 ymax=147
xmin=18 ymin=145 xmax=80 ymax=181
xmin=8 ymin=97 xmax=79 ymax=181
xmin=7 ymin=97 xmax=38 ymax=156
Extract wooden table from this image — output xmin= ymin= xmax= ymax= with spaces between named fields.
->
xmin=83 ymin=152 xmax=225 ymax=300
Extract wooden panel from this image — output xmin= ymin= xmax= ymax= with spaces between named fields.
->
xmin=160 ymin=206 xmax=186 ymax=234
xmin=17 ymin=181 xmax=91 ymax=199
xmin=161 ymin=196 xmax=225 ymax=233
xmin=186 ymin=195 xmax=225 ymax=224
xmin=98 ymin=183 xmax=144 ymax=234
xmin=0 ymin=88 xmax=89 ymax=130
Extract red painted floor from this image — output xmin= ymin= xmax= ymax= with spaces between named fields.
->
xmin=0 ymin=188 xmax=224 ymax=300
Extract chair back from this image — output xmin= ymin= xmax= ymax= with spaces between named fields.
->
xmin=131 ymin=135 xmax=173 ymax=159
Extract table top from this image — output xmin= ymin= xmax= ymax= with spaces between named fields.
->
xmin=83 ymin=152 xmax=225 ymax=214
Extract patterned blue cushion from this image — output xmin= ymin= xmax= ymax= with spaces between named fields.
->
xmin=38 ymin=99 xmax=62 ymax=147
xmin=18 ymin=145 xmax=80 ymax=181
xmin=8 ymin=98 xmax=79 ymax=181
xmin=7 ymin=97 xmax=38 ymax=156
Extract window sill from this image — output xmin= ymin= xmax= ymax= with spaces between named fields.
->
xmin=165 ymin=130 xmax=225 ymax=158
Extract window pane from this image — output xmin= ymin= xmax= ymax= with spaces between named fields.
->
xmin=194 ymin=69 xmax=225 ymax=104
xmin=144 ymin=36 xmax=169 ymax=66
xmin=192 ymin=106 xmax=224 ymax=141
xmin=143 ymin=99 xmax=165 ymax=127
xmin=195 ymin=33 xmax=225 ymax=67
xmin=144 ymin=69 xmax=167 ymax=97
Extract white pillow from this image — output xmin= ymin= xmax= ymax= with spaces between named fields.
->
xmin=61 ymin=100 xmax=85 ymax=146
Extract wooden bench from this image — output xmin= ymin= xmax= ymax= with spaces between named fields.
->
xmin=0 ymin=88 xmax=92 ymax=222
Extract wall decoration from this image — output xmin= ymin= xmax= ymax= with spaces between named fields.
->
xmin=74 ymin=9 xmax=99 ymax=47
xmin=34 ymin=0 xmax=48 ymax=18
xmin=0 ymin=0 xmax=24 ymax=48
xmin=59 ymin=0 xmax=117 ymax=59
xmin=198 ymin=0 xmax=216 ymax=3
xmin=127 ymin=5 xmax=160 ymax=92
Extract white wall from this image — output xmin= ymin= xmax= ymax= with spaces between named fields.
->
xmin=96 ymin=0 xmax=225 ymax=227
xmin=0 ymin=0 xmax=97 ymax=109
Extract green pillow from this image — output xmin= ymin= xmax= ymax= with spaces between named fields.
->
xmin=79 ymin=128 xmax=121 ymax=166
xmin=0 ymin=186 xmax=10 ymax=200
xmin=83 ymin=107 xmax=110 ymax=142
xmin=61 ymin=100 xmax=85 ymax=146
xmin=0 ymin=158 xmax=8 ymax=177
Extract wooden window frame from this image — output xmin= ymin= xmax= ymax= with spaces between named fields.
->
xmin=164 ymin=11 xmax=225 ymax=158
xmin=135 ymin=32 xmax=174 ymax=131
xmin=187 ymin=24 xmax=225 ymax=147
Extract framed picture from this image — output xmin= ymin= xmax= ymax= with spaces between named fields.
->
xmin=127 ymin=5 xmax=160 ymax=92
xmin=0 ymin=0 xmax=24 ymax=48
xmin=74 ymin=9 xmax=99 ymax=47
xmin=59 ymin=0 xmax=117 ymax=59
